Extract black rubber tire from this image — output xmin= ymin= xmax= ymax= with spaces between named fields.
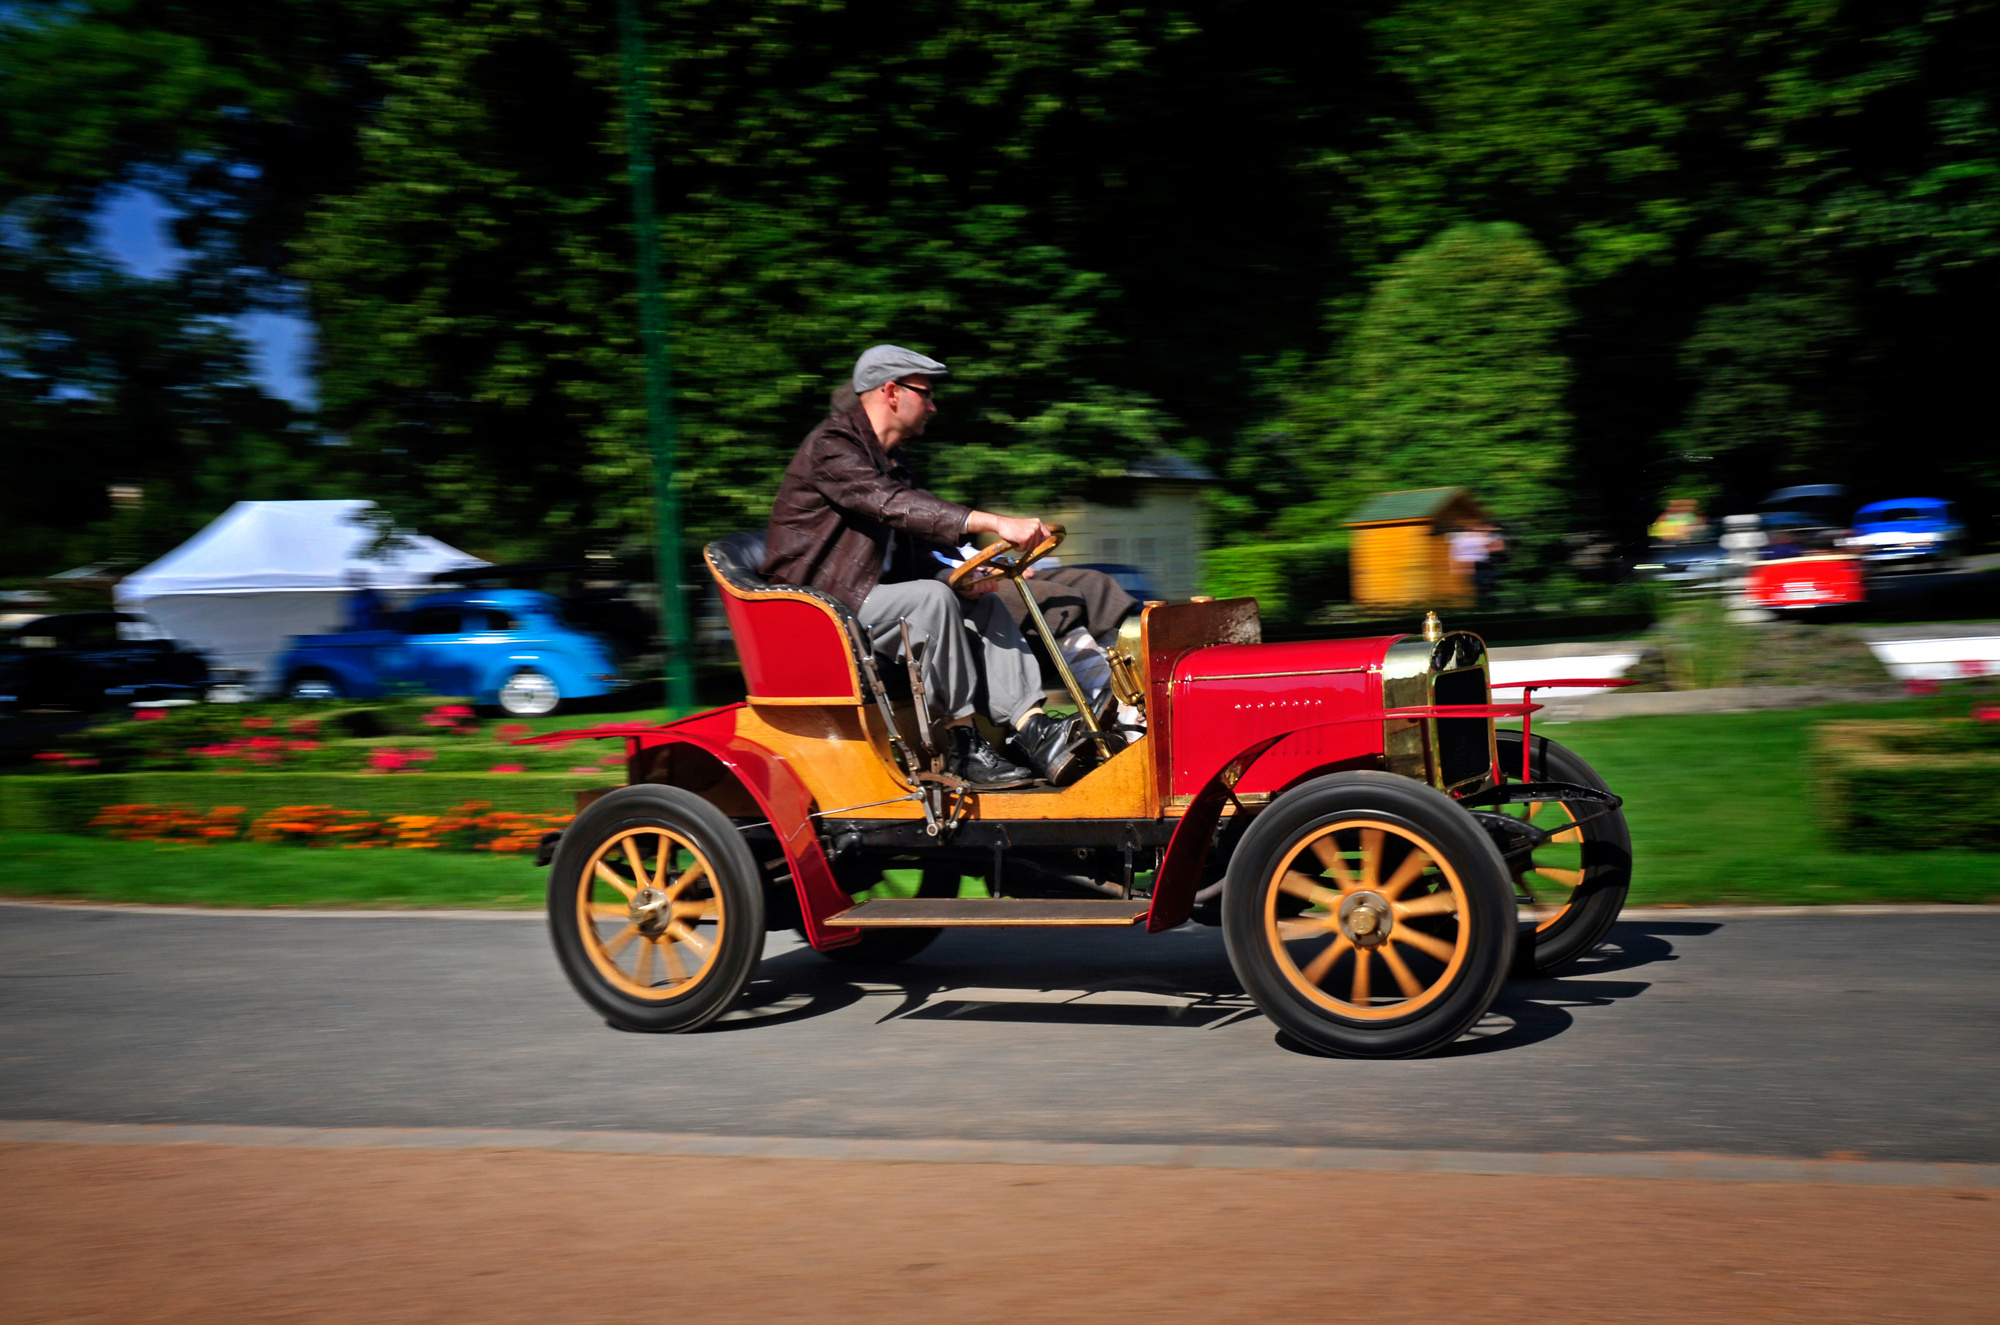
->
xmin=547 ymin=784 xmax=765 ymax=1032
xmin=1495 ymin=730 xmax=1633 ymax=977
xmin=819 ymin=868 xmax=960 ymax=965
xmin=1221 ymin=772 xmax=1515 ymax=1059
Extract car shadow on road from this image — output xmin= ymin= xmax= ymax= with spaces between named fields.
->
xmin=716 ymin=919 xmax=1724 ymax=1052
xmin=1418 ymin=919 xmax=1723 ymax=1058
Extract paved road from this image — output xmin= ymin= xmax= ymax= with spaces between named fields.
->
xmin=2 ymin=904 xmax=1995 ymax=1163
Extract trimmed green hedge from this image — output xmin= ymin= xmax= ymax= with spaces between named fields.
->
xmin=0 ymin=772 xmax=620 ymax=836
xmin=1813 ymin=720 xmax=2000 ymax=851
xmin=1202 ymin=539 xmax=1347 ymax=622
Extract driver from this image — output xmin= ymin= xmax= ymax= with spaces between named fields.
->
xmin=762 ymin=344 xmax=1089 ymax=787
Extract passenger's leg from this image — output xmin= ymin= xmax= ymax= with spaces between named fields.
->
xmin=961 ymin=592 xmax=1044 ymax=729
xmin=963 ymin=591 xmax=1091 ymax=785
xmin=994 ymin=567 xmax=1138 ymax=644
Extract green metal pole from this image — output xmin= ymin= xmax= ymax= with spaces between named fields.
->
xmin=616 ymin=0 xmax=696 ymax=713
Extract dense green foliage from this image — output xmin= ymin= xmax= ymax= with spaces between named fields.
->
xmin=1284 ymin=222 xmax=1574 ymax=576
xmin=2 ymin=0 xmax=1994 ymax=599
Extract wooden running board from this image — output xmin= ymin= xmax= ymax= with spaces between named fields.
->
xmin=828 ymin=899 xmax=1152 ymax=928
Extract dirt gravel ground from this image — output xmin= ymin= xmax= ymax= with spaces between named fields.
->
xmin=3 ymin=1143 xmax=1997 ymax=1323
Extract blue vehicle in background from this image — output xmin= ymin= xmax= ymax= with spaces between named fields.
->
xmin=1840 ymin=497 xmax=1965 ymax=568
xmin=277 ymin=589 xmax=624 ymax=715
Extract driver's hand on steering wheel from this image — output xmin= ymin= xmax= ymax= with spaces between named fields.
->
xmin=973 ymin=512 xmax=1054 ymax=550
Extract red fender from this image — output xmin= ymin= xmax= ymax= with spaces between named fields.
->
xmin=1145 ymin=733 xmax=1288 ymax=932
xmin=520 ymin=707 xmax=859 ymax=949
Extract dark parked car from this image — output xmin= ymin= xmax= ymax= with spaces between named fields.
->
xmin=1069 ymin=562 xmax=1161 ymax=602
xmin=1757 ymin=484 xmax=1848 ymax=557
xmin=0 ymin=612 xmax=211 ymax=713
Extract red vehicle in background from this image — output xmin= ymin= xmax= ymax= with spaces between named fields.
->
xmin=1743 ymin=554 xmax=1867 ymax=611
xmin=526 ymin=529 xmax=1634 ymax=1059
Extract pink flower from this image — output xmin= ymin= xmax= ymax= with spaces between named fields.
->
xmin=495 ymin=723 xmax=531 ymax=741
xmin=569 ymin=765 xmax=601 ymax=774
xmin=286 ymin=739 xmax=321 ymax=752
xmin=67 ymin=757 xmax=99 ymax=769
xmin=436 ymin=704 xmax=474 ymax=718
xmin=1974 ymin=705 xmax=2000 ymax=724
xmin=134 ymin=708 xmax=168 ymax=722
xmin=288 ymin=718 xmax=321 ymax=735
xmin=1904 ymin=678 xmax=1940 ymax=696
xmin=241 ymin=717 xmax=274 ymax=730
xmin=32 ymin=751 xmax=69 ymax=762
xmin=489 ymin=764 xmax=526 ymax=774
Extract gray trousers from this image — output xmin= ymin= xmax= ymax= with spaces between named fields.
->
xmin=857 ymin=579 xmax=1043 ymax=728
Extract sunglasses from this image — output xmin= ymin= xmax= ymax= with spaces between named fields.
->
xmin=891 ymin=381 xmax=935 ymax=400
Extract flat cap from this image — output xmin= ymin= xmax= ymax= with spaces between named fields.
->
xmin=852 ymin=344 xmax=949 ymax=395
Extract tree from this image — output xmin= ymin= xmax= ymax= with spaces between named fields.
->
xmin=1331 ymin=222 xmax=1575 ymax=581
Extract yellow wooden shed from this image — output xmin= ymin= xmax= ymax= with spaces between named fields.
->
xmin=1346 ymin=487 xmax=1489 ymax=609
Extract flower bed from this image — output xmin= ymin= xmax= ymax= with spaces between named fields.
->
xmin=0 ymin=771 xmax=616 ymax=835
xmin=90 ymin=801 xmax=571 ymax=852
xmin=23 ymin=698 xmax=639 ymax=776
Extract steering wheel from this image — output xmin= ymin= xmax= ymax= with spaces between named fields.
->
xmin=946 ymin=525 xmax=1065 ymax=590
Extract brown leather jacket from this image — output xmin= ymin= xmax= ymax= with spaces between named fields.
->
xmin=762 ymin=407 xmax=973 ymax=611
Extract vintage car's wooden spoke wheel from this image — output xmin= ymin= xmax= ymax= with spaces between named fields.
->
xmin=579 ymin=828 xmax=725 ymax=1000
xmin=1223 ymin=772 xmax=1514 ymax=1058
xmin=1494 ymin=730 xmax=1633 ymax=978
xmin=1264 ymin=819 xmax=1470 ymax=1021
xmin=547 ymin=785 xmax=765 ymax=1033
xmin=1511 ymin=799 xmax=1587 ymax=932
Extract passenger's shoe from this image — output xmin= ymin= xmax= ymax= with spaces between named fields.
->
xmin=1011 ymin=711 xmax=1092 ymax=786
xmin=947 ymin=724 xmax=1035 ymax=789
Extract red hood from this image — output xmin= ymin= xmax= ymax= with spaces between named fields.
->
xmin=1169 ymin=635 xmax=1400 ymax=686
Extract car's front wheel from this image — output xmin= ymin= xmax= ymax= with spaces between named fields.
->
xmin=498 ymin=668 xmax=561 ymax=716
xmin=1222 ymin=772 xmax=1514 ymax=1058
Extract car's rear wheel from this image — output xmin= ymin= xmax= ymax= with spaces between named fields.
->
xmin=287 ymin=671 xmax=344 ymax=701
xmin=498 ymin=669 xmax=561 ymax=716
xmin=1494 ymin=731 xmax=1632 ymax=977
xmin=1222 ymin=772 xmax=1514 ymax=1058
xmin=547 ymin=785 xmax=765 ymax=1032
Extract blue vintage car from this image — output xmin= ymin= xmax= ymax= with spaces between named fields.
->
xmin=276 ymin=589 xmax=624 ymax=715
xmin=1840 ymin=497 xmax=1965 ymax=567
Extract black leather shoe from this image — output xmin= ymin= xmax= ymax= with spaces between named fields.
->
xmin=948 ymin=724 xmax=1035 ymax=788
xmin=1011 ymin=711 xmax=1092 ymax=786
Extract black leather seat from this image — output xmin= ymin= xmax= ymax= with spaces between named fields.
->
xmin=704 ymin=531 xmax=861 ymax=630
xmin=705 ymin=530 xmax=770 ymax=593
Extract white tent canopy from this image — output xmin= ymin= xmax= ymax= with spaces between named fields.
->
xmin=115 ymin=500 xmax=486 ymax=691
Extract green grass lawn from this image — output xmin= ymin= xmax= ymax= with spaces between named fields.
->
xmin=2 ymin=693 xmax=1994 ymax=911
xmin=1510 ymin=692 xmax=2000 ymax=907
xmin=0 ymin=831 xmax=546 ymax=909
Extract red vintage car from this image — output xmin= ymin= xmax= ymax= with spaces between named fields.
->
xmin=528 ymin=531 xmax=1633 ymax=1058
xmin=1744 ymin=553 xmax=1867 ymax=611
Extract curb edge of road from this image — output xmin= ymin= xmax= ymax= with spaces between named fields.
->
xmin=2 ymin=1120 xmax=1994 ymax=1189
xmin=5 ymin=898 xmax=2000 ymax=920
